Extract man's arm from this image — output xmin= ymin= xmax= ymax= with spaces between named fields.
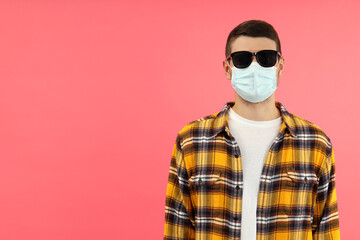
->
xmin=164 ymin=134 xmax=195 ymax=240
xmin=312 ymin=145 xmax=341 ymax=239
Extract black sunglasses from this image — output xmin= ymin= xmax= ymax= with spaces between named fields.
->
xmin=226 ymin=50 xmax=282 ymax=68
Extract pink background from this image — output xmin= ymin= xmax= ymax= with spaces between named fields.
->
xmin=0 ymin=0 xmax=358 ymax=239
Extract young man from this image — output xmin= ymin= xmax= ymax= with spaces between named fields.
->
xmin=164 ymin=20 xmax=340 ymax=240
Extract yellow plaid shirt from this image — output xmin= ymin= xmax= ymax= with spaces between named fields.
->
xmin=164 ymin=100 xmax=340 ymax=240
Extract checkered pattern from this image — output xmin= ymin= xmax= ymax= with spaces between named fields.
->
xmin=164 ymin=100 xmax=340 ymax=240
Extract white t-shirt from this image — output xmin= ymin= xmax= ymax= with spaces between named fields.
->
xmin=228 ymin=107 xmax=282 ymax=240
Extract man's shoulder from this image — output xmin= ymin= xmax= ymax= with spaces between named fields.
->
xmin=290 ymin=112 xmax=333 ymax=153
xmin=176 ymin=110 xmax=221 ymax=140
xmin=291 ymin=112 xmax=330 ymax=136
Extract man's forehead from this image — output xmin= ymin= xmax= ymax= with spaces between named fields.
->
xmin=231 ymin=36 xmax=277 ymax=52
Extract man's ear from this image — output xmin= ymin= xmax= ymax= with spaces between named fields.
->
xmin=223 ymin=59 xmax=232 ymax=80
xmin=279 ymin=57 xmax=285 ymax=78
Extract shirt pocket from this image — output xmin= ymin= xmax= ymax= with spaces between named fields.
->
xmin=278 ymin=167 xmax=318 ymax=217
xmin=188 ymin=171 xmax=223 ymax=210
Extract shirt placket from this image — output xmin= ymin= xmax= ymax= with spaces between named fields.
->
xmin=225 ymin=127 xmax=243 ymax=239
xmin=257 ymin=132 xmax=285 ymax=240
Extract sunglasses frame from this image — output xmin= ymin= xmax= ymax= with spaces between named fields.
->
xmin=226 ymin=50 xmax=283 ymax=68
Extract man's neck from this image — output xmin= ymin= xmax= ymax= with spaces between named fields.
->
xmin=231 ymin=94 xmax=281 ymax=121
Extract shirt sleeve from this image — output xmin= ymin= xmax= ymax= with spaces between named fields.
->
xmin=164 ymin=134 xmax=195 ymax=240
xmin=312 ymin=145 xmax=341 ymax=239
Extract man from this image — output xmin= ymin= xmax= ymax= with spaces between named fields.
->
xmin=164 ymin=20 xmax=340 ymax=240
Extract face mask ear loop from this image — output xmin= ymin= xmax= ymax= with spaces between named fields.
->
xmin=226 ymin=58 xmax=231 ymax=68
xmin=277 ymin=54 xmax=284 ymax=69
xmin=226 ymin=59 xmax=233 ymax=75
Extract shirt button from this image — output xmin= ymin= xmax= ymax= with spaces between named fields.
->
xmin=198 ymin=179 xmax=202 ymax=184
xmin=234 ymin=216 xmax=238 ymax=221
xmin=236 ymin=185 xmax=240 ymax=190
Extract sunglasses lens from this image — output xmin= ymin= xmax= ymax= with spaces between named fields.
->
xmin=257 ymin=50 xmax=278 ymax=67
xmin=232 ymin=52 xmax=253 ymax=68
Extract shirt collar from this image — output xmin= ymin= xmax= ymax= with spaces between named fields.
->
xmin=210 ymin=100 xmax=297 ymax=138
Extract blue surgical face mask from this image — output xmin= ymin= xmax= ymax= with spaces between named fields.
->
xmin=227 ymin=61 xmax=278 ymax=103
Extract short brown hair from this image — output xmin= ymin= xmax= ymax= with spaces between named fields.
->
xmin=225 ymin=20 xmax=281 ymax=59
